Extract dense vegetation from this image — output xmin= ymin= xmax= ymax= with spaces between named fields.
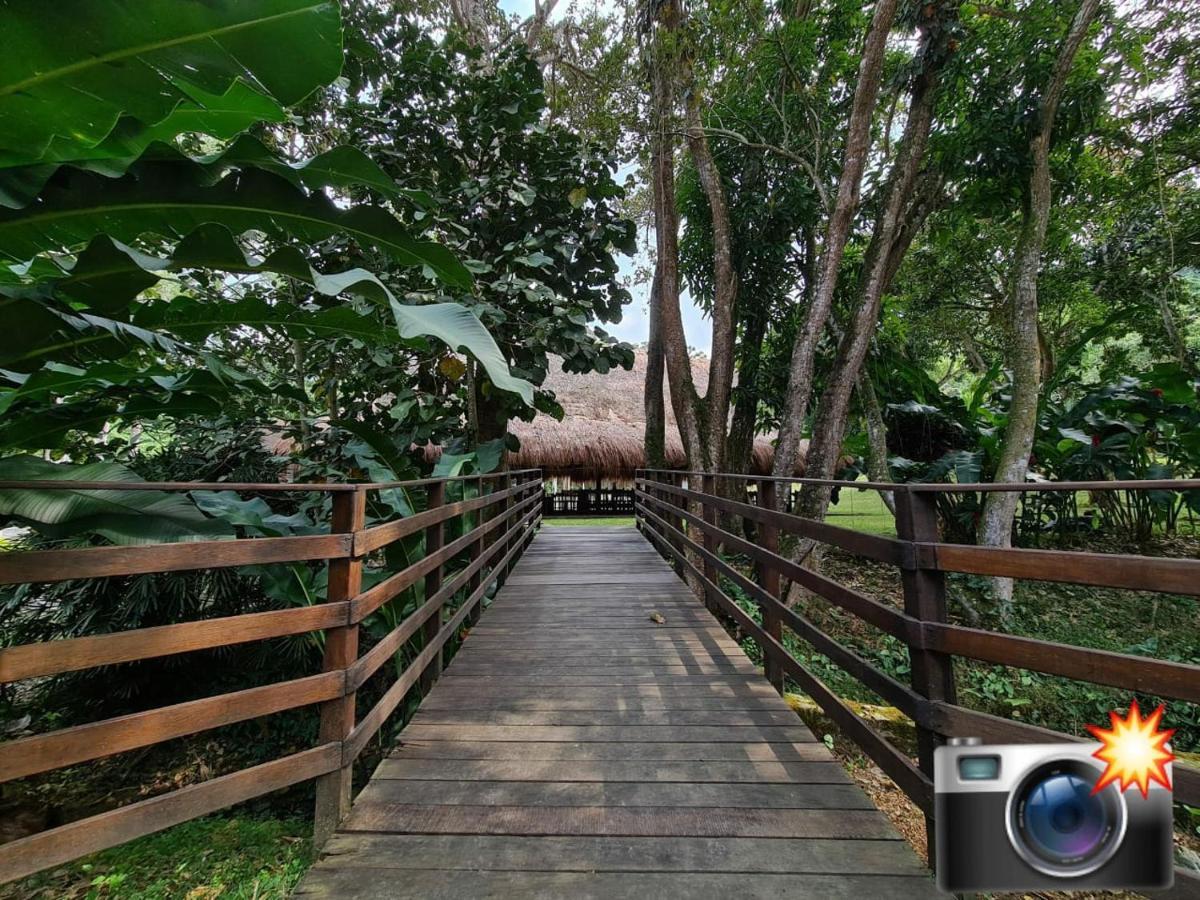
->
xmin=1 ymin=0 xmax=1199 ymax=894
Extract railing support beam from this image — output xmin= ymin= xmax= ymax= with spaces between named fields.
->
xmin=420 ymin=481 xmax=446 ymax=694
xmin=894 ymin=487 xmax=957 ymax=870
xmin=313 ymin=487 xmax=366 ymax=847
xmin=757 ymin=479 xmax=784 ymax=693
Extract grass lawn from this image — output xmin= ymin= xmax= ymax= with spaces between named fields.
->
xmin=3 ymin=814 xmax=312 ymax=900
xmin=822 ymin=486 xmax=896 ymax=535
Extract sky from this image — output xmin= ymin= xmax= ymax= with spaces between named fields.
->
xmin=497 ymin=0 xmax=714 ymax=352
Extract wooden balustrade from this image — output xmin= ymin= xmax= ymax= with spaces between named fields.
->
xmin=635 ymin=469 xmax=1200 ymax=896
xmin=0 ymin=470 xmax=544 ymax=884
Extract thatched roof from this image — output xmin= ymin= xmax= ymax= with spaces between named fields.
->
xmin=501 ymin=348 xmax=806 ymax=483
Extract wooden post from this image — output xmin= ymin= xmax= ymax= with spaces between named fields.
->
xmin=757 ymin=479 xmax=784 ymax=693
xmin=499 ymin=472 xmax=514 ymax=586
xmin=669 ymin=472 xmax=685 ymax=575
xmin=467 ymin=475 xmax=484 ymax=627
xmin=701 ymin=473 xmax=719 ymax=613
xmin=420 ymin=481 xmax=445 ymax=694
xmin=894 ymin=487 xmax=956 ymax=868
xmin=313 ymin=487 xmax=366 ymax=847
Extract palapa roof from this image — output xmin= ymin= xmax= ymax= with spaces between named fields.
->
xmin=504 ymin=348 xmax=806 ymax=482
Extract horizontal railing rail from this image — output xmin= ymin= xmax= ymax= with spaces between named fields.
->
xmin=0 ymin=470 xmax=544 ymax=885
xmin=635 ymin=470 xmax=1200 ymax=897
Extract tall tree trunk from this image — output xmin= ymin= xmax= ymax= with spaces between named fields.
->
xmin=641 ymin=0 xmax=738 ymax=474
xmin=644 ymin=262 xmax=667 ymax=468
xmin=797 ymin=5 xmax=953 ymax=519
xmin=726 ymin=302 xmax=769 ymax=474
xmin=858 ymin=370 xmax=897 ymax=516
xmin=684 ymin=85 xmax=738 ymax=471
xmin=976 ymin=0 xmax=1102 ymax=614
xmin=772 ymin=0 xmax=900 ymax=485
xmin=646 ymin=2 xmax=704 ymax=467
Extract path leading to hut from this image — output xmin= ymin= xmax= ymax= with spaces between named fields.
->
xmin=294 ymin=525 xmax=935 ymax=898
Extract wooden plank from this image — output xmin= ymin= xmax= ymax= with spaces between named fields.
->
xmin=417 ymin=698 xmax=788 ymax=713
xmin=0 ymin=671 xmax=341 ymax=782
xmin=925 ymin=621 xmax=1200 ymax=703
xmin=0 ymin=744 xmax=338 ymax=884
xmin=310 ymin=833 xmax=927 ymax=875
xmin=353 ymin=779 xmax=874 ymax=809
xmin=925 ymin=541 xmax=1200 ymax=596
xmin=387 ymin=741 xmax=829 ymax=762
xmin=398 ymin=724 xmax=818 ymax=743
xmin=295 ymin=869 xmax=940 ymax=899
xmin=0 ymin=602 xmax=349 ymax=682
xmin=0 ymin=533 xmax=350 ymax=585
xmin=339 ymin=803 xmax=899 ymax=839
xmin=409 ymin=709 xmax=800 ymax=726
xmin=374 ymin=758 xmax=847 ymax=783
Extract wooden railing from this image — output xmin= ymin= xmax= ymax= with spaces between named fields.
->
xmin=0 ymin=470 xmax=544 ymax=884
xmin=635 ymin=469 xmax=1200 ymax=897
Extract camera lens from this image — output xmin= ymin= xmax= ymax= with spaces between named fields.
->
xmin=1010 ymin=760 xmax=1125 ymax=876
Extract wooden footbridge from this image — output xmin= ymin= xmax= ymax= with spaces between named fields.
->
xmin=296 ymin=524 xmax=931 ymax=898
xmin=1 ymin=470 xmax=1198 ymax=897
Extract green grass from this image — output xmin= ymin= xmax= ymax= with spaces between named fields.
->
xmin=542 ymin=517 xmax=635 ymax=527
xmin=4 ymin=814 xmax=313 ymax=900
xmin=823 ymin=487 xmax=896 ymax=536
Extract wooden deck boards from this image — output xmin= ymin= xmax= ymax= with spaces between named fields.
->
xmin=295 ymin=525 xmax=935 ymax=898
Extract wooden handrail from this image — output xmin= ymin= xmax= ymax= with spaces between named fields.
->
xmin=635 ymin=467 xmax=1200 ymax=493
xmin=0 ymin=470 xmax=546 ymax=886
xmin=634 ymin=472 xmax=1200 ymax=832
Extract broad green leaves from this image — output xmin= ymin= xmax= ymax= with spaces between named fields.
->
xmin=0 ymin=456 xmax=231 ymax=544
xmin=0 ymin=164 xmax=472 ymax=289
xmin=0 ymin=0 xmax=342 ymax=166
xmin=2 ymin=224 xmax=529 ymax=403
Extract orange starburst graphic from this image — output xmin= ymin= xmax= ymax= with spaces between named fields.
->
xmin=1086 ymin=701 xmax=1175 ymax=798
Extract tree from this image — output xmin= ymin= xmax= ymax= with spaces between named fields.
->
xmin=771 ymin=0 xmax=900 ymax=483
xmin=975 ymin=0 xmax=1102 ymax=612
xmin=331 ymin=23 xmax=636 ymax=451
xmin=795 ymin=1 xmax=960 ymax=519
xmin=0 ymin=1 xmax=534 ymax=463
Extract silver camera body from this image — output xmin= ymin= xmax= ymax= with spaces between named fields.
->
xmin=934 ymin=740 xmax=1174 ymax=893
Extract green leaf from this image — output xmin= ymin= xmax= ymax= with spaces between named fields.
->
xmin=0 ymin=0 xmax=343 ymax=165
xmin=1 ymin=134 xmax=405 ymax=211
xmin=0 ymin=165 xmax=473 ymax=289
xmin=5 ymin=226 xmax=532 ymax=404
xmin=0 ymin=456 xmax=231 ymax=544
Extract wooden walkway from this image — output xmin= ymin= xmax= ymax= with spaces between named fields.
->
xmin=295 ymin=526 xmax=935 ymax=898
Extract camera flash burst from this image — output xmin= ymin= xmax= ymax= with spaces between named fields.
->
xmin=1086 ymin=701 xmax=1174 ymax=799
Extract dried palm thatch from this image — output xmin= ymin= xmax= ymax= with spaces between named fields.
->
xmin=436 ymin=349 xmax=809 ymax=485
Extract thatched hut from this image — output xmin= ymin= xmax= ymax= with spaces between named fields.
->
xmin=502 ymin=348 xmax=807 ymax=488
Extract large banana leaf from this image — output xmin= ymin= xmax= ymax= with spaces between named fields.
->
xmin=0 ymin=0 xmax=342 ymax=166
xmin=0 ymin=165 xmax=471 ymax=289
xmin=3 ymin=225 xmax=532 ymax=403
xmin=0 ymin=456 xmax=232 ymax=544
xmin=1 ymin=135 xmax=417 ymax=211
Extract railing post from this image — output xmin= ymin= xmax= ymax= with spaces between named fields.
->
xmin=757 ymin=478 xmax=784 ymax=693
xmin=669 ymin=472 xmax=685 ymax=575
xmin=499 ymin=471 xmax=514 ymax=585
xmin=893 ymin=486 xmax=956 ymax=868
xmin=420 ymin=481 xmax=445 ymax=694
xmin=313 ymin=486 xmax=366 ymax=847
xmin=467 ymin=475 xmax=484 ymax=627
xmin=701 ymin=473 xmax=719 ymax=613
